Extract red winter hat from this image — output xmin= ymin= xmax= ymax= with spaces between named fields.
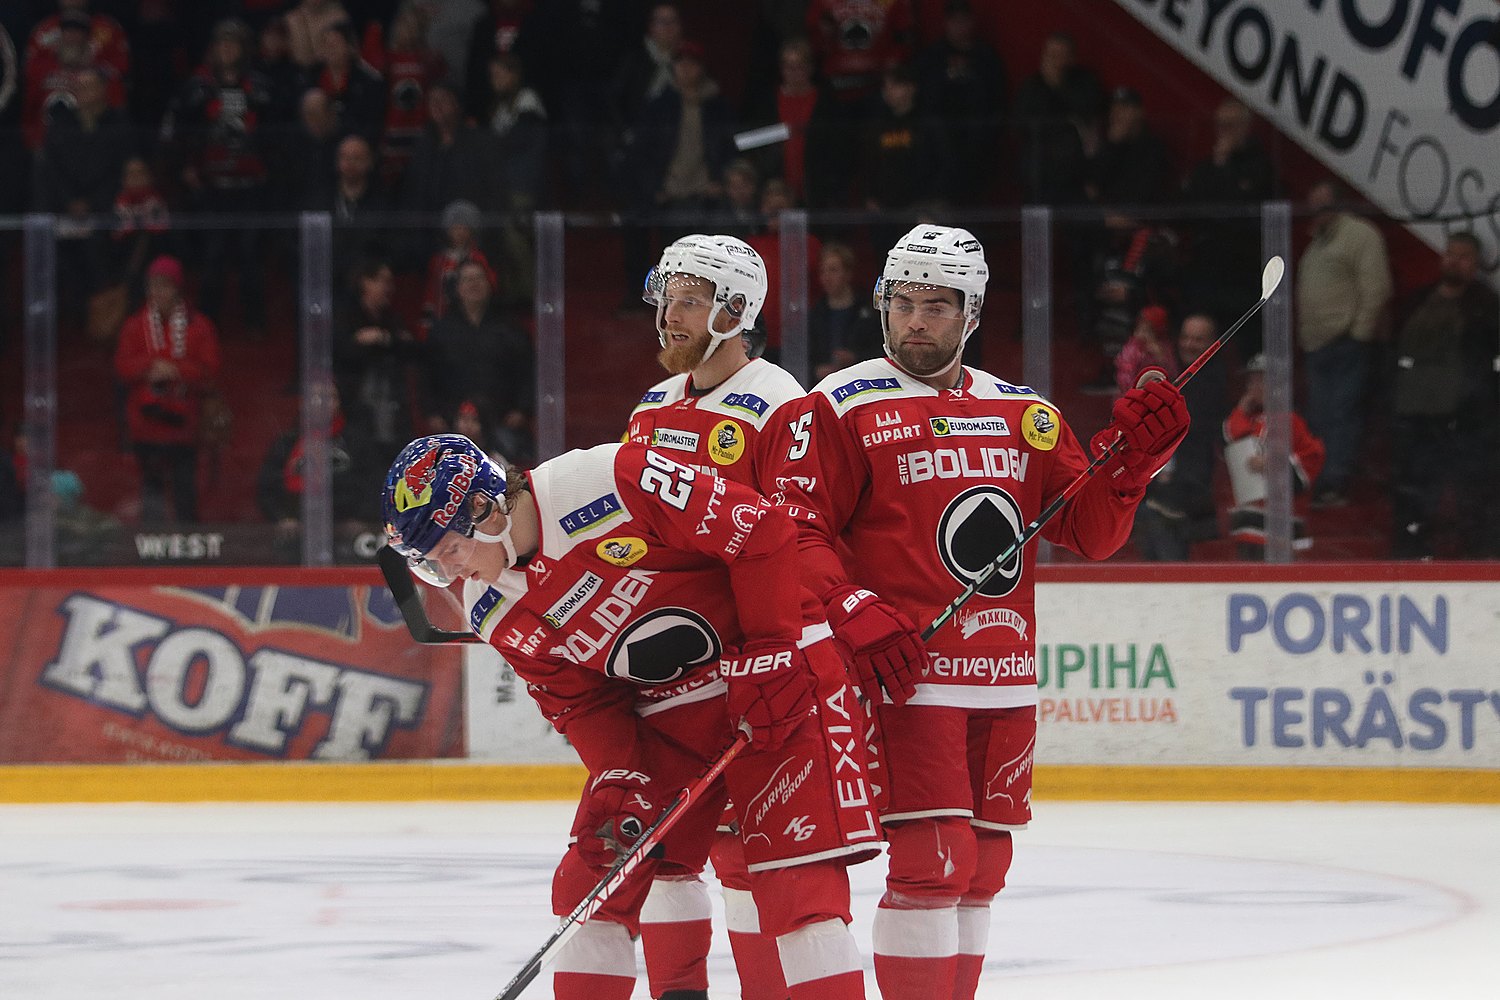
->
xmin=147 ymin=254 xmax=184 ymax=286
xmin=1138 ymin=304 xmax=1169 ymax=335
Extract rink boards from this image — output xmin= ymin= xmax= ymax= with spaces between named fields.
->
xmin=1 ymin=564 xmax=1497 ymax=803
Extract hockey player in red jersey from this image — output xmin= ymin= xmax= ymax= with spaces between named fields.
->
xmin=626 ymin=235 xmax=808 ymax=999
xmin=382 ymin=435 xmax=879 ymax=1000
xmin=772 ymin=225 xmax=1190 ymax=999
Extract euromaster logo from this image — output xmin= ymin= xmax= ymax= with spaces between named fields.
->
xmin=544 ymin=572 xmax=605 ymax=629
xmin=651 ymin=428 xmax=700 ymax=453
xmin=931 ymin=415 xmax=1010 ymax=437
xmin=597 ymin=536 xmax=649 ymax=567
xmin=1021 ymin=404 xmax=1059 ymax=452
xmin=708 ymin=420 xmax=745 ymax=465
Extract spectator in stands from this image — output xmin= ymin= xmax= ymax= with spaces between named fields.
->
xmin=609 ymin=2 xmax=683 ymax=145
xmin=859 ymin=64 xmax=948 ymax=250
xmin=747 ymin=176 xmax=821 ymax=357
xmin=744 ymin=35 xmax=839 ymax=208
xmin=1132 ymin=312 xmax=1227 ymax=560
xmin=720 ymin=158 xmax=762 ymax=237
xmin=1084 ymin=86 xmax=1172 ymax=208
xmin=1390 ymin=232 xmax=1500 ymax=559
xmin=24 ymin=1 xmax=130 ymax=87
xmin=167 ymin=19 xmax=276 ymax=338
xmin=427 ymin=0 xmax=488 ymax=90
xmin=461 ymin=0 xmax=531 ymax=120
xmin=422 ymin=259 xmax=535 ymax=464
xmin=450 ymin=397 xmax=519 ymax=469
xmin=401 ymin=80 xmax=497 ymax=214
xmin=1114 ymin=304 xmax=1179 ymax=395
xmin=809 ymin=241 xmax=882 ymax=383
xmin=110 ymin=156 xmax=171 ymax=308
xmin=305 ymin=20 xmax=386 ymax=143
xmin=805 ymin=0 xmax=914 ymax=107
xmin=1181 ymin=98 xmax=1277 ymax=348
xmin=256 ymin=16 xmax=303 ymax=123
xmin=283 ymin=87 xmax=340 ymax=209
xmin=1295 ymin=179 xmax=1392 ymax=508
xmin=330 ymin=133 xmax=393 ymax=263
xmin=286 ymin=0 xmax=350 ymax=68
xmin=1012 ymin=30 xmax=1101 ymax=205
xmin=21 ymin=8 xmax=126 ymax=150
xmin=422 ymin=199 xmax=497 ymax=333
xmin=334 ymin=257 xmax=420 ymax=463
xmin=481 ymin=51 xmax=547 ymax=306
xmin=113 ymin=255 xmax=223 ymax=525
xmin=369 ymin=1 xmax=446 ymax=187
xmin=1222 ymin=354 xmax=1325 ymax=559
xmin=34 ymin=65 xmax=135 ymax=332
xmin=255 ymin=382 xmax=384 ymax=532
xmin=917 ymin=0 xmax=1006 ymax=205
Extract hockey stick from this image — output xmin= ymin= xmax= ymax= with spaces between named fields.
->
xmin=922 ymin=256 xmax=1286 ymax=641
xmin=494 ymin=730 xmax=752 ymax=1000
xmin=377 ymin=545 xmax=483 ymax=644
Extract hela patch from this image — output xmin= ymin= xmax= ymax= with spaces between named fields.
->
xmin=469 ymin=587 xmax=507 ymax=634
xmin=640 ymin=390 xmax=667 ymax=404
xmin=708 ymin=420 xmax=745 ymax=465
xmin=1021 ymin=404 xmax=1059 ymax=452
xmin=931 ymin=415 xmax=1011 ymax=437
xmin=651 ymin=427 xmax=700 ymax=453
xmin=597 ymin=536 xmax=648 ymax=567
xmin=721 ymin=392 xmax=769 ymax=418
xmin=831 ymin=377 xmax=902 ymax=405
xmin=560 ymin=493 xmax=624 ymax=536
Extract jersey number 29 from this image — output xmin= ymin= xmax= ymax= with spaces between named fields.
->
xmin=639 ymin=450 xmax=696 ymax=510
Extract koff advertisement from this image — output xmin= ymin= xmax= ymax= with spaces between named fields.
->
xmin=1035 ymin=581 xmax=1500 ymax=768
xmin=0 ymin=580 xmax=465 ymax=763
xmin=1117 ymin=0 xmax=1500 ymax=273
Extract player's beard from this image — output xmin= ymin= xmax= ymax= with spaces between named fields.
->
xmin=892 ymin=338 xmax=959 ymax=378
xmin=658 ymin=325 xmax=712 ymax=374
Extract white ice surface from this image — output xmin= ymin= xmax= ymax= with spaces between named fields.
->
xmin=1 ymin=800 xmax=1496 ymax=998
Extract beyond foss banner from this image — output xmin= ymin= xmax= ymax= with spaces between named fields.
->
xmin=0 ymin=580 xmax=465 ymax=763
xmin=1118 ymin=0 xmax=1500 ymax=272
xmin=1035 ymin=581 xmax=1500 ymax=768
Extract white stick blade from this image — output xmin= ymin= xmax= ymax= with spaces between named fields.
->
xmin=1261 ymin=256 xmax=1286 ymax=299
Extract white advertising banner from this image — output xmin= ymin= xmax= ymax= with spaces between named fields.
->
xmin=1036 ymin=581 xmax=1500 ymax=768
xmin=465 ymin=581 xmax=1500 ymax=770
xmin=1116 ymin=0 xmax=1500 ymax=273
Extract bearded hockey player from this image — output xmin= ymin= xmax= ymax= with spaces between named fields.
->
xmin=381 ymin=435 xmax=880 ymax=1000
xmin=771 ymin=225 xmax=1190 ymax=999
xmin=625 ymin=234 xmax=809 ymax=1000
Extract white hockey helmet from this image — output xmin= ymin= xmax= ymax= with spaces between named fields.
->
xmin=875 ymin=224 xmax=989 ymax=374
xmin=643 ymin=234 xmax=768 ymax=363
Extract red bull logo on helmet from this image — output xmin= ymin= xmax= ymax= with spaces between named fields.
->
xmin=394 ymin=447 xmax=441 ymax=512
xmin=431 ymin=453 xmax=478 ymax=528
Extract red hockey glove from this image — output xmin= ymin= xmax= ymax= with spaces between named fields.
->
xmin=1091 ymin=378 xmax=1190 ymax=493
xmin=824 ymin=586 xmax=924 ymax=706
xmin=575 ymin=768 xmax=668 ymax=872
xmin=721 ymin=642 xmax=816 ymax=751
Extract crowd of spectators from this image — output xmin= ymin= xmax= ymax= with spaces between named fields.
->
xmin=0 ymin=0 xmax=1494 ymax=560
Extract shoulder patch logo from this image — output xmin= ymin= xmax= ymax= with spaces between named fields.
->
xmin=560 ymin=493 xmax=624 ymax=536
xmin=597 ymin=536 xmax=649 ymax=567
xmin=640 ymin=390 xmax=667 ymax=404
xmin=1021 ymin=404 xmax=1059 ymax=452
xmin=721 ymin=392 xmax=769 ymax=418
xmin=708 ymin=420 xmax=746 ymax=465
xmin=830 ymin=377 xmax=902 ymax=405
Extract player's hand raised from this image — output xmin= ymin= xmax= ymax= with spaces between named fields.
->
xmin=825 ymin=587 xmax=924 ymax=706
xmin=1094 ymin=375 xmax=1190 ymax=492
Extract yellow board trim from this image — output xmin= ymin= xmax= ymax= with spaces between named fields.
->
xmin=2 ymin=763 xmax=1497 ymax=804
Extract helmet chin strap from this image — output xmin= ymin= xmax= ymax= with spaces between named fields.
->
xmin=473 ymin=519 xmax=519 ymax=569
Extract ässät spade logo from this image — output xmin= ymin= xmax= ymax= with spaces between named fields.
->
xmin=605 ymin=608 xmax=723 ymax=684
xmin=935 ymin=485 xmax=1025 ymax=598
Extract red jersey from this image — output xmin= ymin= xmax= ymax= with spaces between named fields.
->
xmin=114 ymin=304 xmax=223 ymax=447
xmin=775 ymin=358 xmax=1144 ymax=709
xmin=625 ymin=358 xmax=805 ymax=494
xmin=464 ymin=443 xmax=824 ymax=765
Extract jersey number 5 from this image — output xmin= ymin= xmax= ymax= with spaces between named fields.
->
xmin=639 ymin=449 xmax=696 ymax=510
xmin=786 ymin=411 xmax=813 ymax=461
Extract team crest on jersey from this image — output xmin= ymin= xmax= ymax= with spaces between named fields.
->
xmin=651 ymin=427 xmax=700 ymax=453
xmin=1020 ymin=404 xmax=1059 ymax=452
xmin=935 ymin=485 xmax=1025 ymax=598
xmin=931 ymin=415 xmax=1011 ymax=437
xmin=605 ymin=607 xmax=723 ymax=685
xmin=708 ymin=420 xmax=745 ymax=465
xmin=597 ymin=536 xmax=649 ymax=567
